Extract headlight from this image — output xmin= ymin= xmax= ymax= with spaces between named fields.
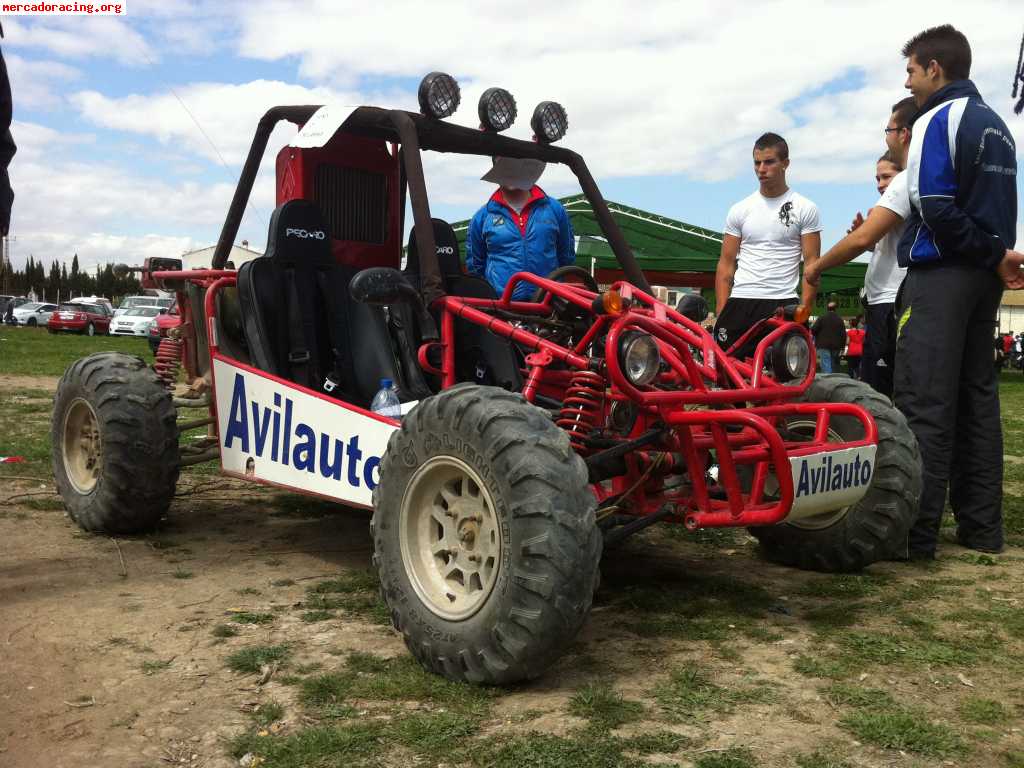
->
xmin=530 ymin=101 xmax=569 ymax=143
xmin=618 ymin=331 xmax=661 ymax=386
xmin=417 ymin=72 xmax=460 ymax=119
xmin=771 ymin=333 xmax=810 ymax=383
xmin=478 ymin=87 xmax=517 ymax=132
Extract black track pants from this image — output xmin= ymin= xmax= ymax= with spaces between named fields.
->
xmin=893 ymin=264 xmax=1004 ymax=554
xmin=862 ymin=302 xmax=896 ymax=398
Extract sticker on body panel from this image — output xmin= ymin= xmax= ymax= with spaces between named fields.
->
xmin=213 ymin=358 xmax=399 ymax=507
xmin=786 ymin=445 xmax=877 ymax=520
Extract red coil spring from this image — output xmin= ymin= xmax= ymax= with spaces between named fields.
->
xmin=556 ymin=371 xmax=604 ymax=453
xmin=154 ymin=337 xmax=183 ymax=390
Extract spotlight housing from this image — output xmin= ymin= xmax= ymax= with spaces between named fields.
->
xmin=478 ymin=87 xmax=517 ymax=132
xmin=530 ymin=101 xmax=569 ymax=143
xmin=417 ymin=72 xmax=461 ymax=119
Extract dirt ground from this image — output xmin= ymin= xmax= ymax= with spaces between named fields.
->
xmin=2 ymin=375 xmax=1023 ymax=768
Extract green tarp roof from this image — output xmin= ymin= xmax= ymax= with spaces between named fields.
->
xmin=451 ymin=193 xmax=867 ymax=295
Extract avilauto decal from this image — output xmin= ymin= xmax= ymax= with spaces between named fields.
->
xmin=794 ymin=452 xmax=873 ymax=498
xmin=223 ymin=372 xmax=380 ymax=490
xmin=213 ymin=358 xmax=396 ymax=508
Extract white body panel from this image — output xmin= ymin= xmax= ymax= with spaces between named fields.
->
xmin=786 ymin=445 xmax=877 ymax=520
xmin=213 ymin=357 xmax=399 ymax=508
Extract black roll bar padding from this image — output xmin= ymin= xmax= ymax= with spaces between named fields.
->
xmin=210 ymin=103 xmax=653 ymax=296
xmin=388 ymin=110 xmax=444 ymax=306
xmin=211 ymin=105 xmax=321 ymax=270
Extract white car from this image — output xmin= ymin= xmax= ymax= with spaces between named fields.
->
xmin=109 ymin=306 xmax=163 ymax=336
xmin=11 ymin=302 xmax=58 ymax=327
xmin=114 ymin=295 xmax=174 ymax=317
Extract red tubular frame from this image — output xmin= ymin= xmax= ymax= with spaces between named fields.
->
xmin=158 ymin=264 xmax=876 ymax=532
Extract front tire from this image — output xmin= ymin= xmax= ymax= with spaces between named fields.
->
xmin=748 ymin=375 xmax=921 ymax=572
xmin=372 ymin=384 xmax=601 ymax=684
xmin=52 ymin=352 xmax=180 ymax=533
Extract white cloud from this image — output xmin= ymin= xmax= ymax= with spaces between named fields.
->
xmin=5 ymin=121 xmax=276 ymax=271
xmin=5 ymin=54 xmax=80 ymax=110
xmin=3 ymin=17 xmax=154 ymax=66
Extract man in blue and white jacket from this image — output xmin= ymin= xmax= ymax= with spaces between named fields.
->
xmin=894 ymin=24 xmax=1024 ymax=559
xmin=466 ymin=157 xmax=575 ymax=301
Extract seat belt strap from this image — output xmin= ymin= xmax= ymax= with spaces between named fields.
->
xmin=283 ymin=267 xmax=312 ymax=388
xmin=314 ymin=268 xmax=347 ymax=394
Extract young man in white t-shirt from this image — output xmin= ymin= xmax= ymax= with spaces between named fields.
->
xmin=803 ymin=98 xmax=917 ymax=397
xmin=714 ymin=133 xmax=822 ymax=354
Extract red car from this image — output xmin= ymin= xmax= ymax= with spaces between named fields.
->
xmin=48 ymin=302 xmax=113 ymax=336
xmin=148 ymin=302 xmax=181 ymax=353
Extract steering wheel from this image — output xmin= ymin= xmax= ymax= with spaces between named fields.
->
xmin=529 ymin=265 xmax=600 ymax=305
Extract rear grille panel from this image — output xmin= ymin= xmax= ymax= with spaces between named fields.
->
xmin=314 ymin=166 xmax=389 ymax=244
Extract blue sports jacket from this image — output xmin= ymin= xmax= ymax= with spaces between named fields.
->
xmin=465 ymin=187 xmax=575 ymax=301
xmin=898 ymin=80 xmax=1017 ymax=270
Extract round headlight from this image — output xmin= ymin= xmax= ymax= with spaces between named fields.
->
xmin=619 ymin=331 xmax=661 ymax=386
xmin=771 ymin=333 xmax=810 ymax=383
xmin=478 ymin=87 xmax=517 ymax=132
xmin=417 ymin=72 xmax=461 ymax=119
xmin=530 ymin=101 xmax=569 ymax=143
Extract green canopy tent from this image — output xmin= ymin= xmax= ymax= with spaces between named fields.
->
xmin=451 ymin=194 xmax=867 ymax=307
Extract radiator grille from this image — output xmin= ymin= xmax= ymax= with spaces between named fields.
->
xmin=314 ymin=165 xmax=388 ymax=244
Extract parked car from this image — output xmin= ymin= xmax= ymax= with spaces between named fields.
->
xmin=47 ymin=302 xmax=113 ymax=336
xmin=1 ymin=296 xmax=29 ymax=323
xmin=147 ymin=302 xmax=180 ymax=353
xmin=70 ymin=296 xmax=115 ymax=314
xmin=109 ymin=306 xmax=162 ymax=337
xmin=115 ymin=295 xmax=174 ymax=317
xmin=11 ymin=301 xmax=58 ymax=327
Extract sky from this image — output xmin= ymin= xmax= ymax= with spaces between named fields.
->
xmin=3 ymin=0 xmax=1024 ymax=273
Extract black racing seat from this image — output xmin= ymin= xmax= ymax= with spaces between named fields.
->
xmin=237 ymin=199 xmax=421 ymax=407
xmin=395 ymin=218 xmax=522 ymax=391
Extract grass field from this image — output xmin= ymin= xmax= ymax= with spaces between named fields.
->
xmin=1 ymin=326 xmax=1023 ymax=768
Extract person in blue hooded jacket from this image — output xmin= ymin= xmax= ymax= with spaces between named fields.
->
xmin=893 ymin=24 xmax=1024 ymax=560
xmin=465 ymin=157 xmax=575 ymax=301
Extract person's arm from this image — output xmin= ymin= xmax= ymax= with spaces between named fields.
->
xmin=798 ymin=231 xmax=821 ymax=312
xmin=715 ymin=234 xmax=740 ymax=314
xmin=465 ymin=212 xmax=485 ymax=277
xmin=804 ymin=208 xmax=903 ymax=287
xmin=555 ymin=203 xmax=575 ymax=268
xmin=997 ymin=248 xmax=1024 ymax=289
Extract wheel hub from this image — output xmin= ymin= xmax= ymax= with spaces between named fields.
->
xmin=399 ymin=456 xmax=501 ymax=621
xmin=63 ymin=398 xmax=102 ymax=494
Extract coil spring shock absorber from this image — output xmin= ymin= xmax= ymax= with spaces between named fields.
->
xmin=556 ymin=370 xmax=605 ymax=453
xmin=154 ymin=336 xmax=183 ymax=391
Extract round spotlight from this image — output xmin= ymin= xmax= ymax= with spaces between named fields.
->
xmin=770 ymin=333 xmax=811 ymax=383
xmin=618 ymin=331 xmax=661 ymax=386
xmin=530 ymin=101 xmax=569 ymax=143
xmin=418 ymin=72 xmax=461 ymax=119
xmin=478 ymin=87 xmax=517 ymax=132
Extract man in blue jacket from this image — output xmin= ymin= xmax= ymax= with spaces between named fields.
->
xmin=894 ymin=24 xmax=1024 ymax=559
xmin=466 ymin=157 xmax=575 ymax=301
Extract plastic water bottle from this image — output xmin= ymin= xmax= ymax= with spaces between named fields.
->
xmin=370 ymin=378 xmax=402 ymax=418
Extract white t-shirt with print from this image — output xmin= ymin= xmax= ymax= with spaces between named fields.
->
xmin=725 ymin=189 xmax=822 ymax=300
xmin=866 ymin=170 xmax=911 ymax=305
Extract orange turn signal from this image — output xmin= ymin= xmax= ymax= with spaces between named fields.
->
xmin=602 ymin=289 xmax=624 ymax=315
xmin=793 ymin=304 xmax=811 ymax=324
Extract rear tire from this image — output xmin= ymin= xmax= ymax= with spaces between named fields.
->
xmin=85 ymin=322 xmax=95 ymax=337
xmin=372 ymin=384 xmax=601 ymax=684
xmin=27 ymin=318 xmax=36 ymax=327
xmin=52 ymin=352 xmax=180 ymax=533
xmin=748 ymin=375 xmax=921 ymax=572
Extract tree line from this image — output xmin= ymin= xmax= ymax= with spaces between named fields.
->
xmin=0 ymin=254 xmax=141 ymax=302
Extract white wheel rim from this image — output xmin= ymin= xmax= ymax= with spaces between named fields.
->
xmin=63 ymin=398 xmax=101 ymax=494
xmin=399 ymin=456 xmax=502 ymax=621
xmin=783 ymin=418 xmax=853 ymax=531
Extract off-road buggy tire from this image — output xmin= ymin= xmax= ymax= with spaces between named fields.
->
xmin=372 ymin=383 xmax=602 ymax=684
xmin=748 ymin=374 xmax=921 ymax=572
xmin=52 ymin=352 xmax=180 ymax=534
